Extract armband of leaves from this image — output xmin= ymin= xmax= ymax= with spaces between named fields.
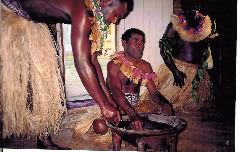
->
xmin=159 ymin=35 xmax=173 ymax=56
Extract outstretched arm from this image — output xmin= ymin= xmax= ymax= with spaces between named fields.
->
xmin=144 ymin=63 xmax=174 ymax=115
xmin=159 ymin=23 xmax=186 ymax=88
xmin=70 ymin=8 xmax=120 ymax=124
xmin=107 ymin=61 xmax=143 ymax=130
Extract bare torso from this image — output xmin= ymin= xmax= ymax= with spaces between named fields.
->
xmin=172 ymin=33 xmax=208 ymax=64
xmin=120 ymin=74 xmax=140 ymax=94
xmin=119 ymin=61 xmax=148 ymax=95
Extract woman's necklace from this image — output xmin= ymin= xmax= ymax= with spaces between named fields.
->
xmin=171 ymin=12 xmax=212 ymax=42
xmin=85 ymin=0 xmax=110 ymax=54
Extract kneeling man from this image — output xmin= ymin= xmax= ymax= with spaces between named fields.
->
xmin=107 ymin=28 xmax=174 ymax=150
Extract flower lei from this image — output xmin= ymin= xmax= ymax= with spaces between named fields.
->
xmin=171 ymin=12 xmax=212 ymax=42
xmin=85 ymin=0 xmax=110 ymax=55
xmin=111 ymin=52 xmax=157 ymax=86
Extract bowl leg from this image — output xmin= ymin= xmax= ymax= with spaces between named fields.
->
xmin=111 ymin=132 xmax=122 ymax=151
xmin=136 ymin=138 xmax=147 ymax=151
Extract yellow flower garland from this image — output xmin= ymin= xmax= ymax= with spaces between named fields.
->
xmin=111 ymin=52 xmax=157 ymax=86
xmin=85 ymin=0 xmax=109 ymax=54
xmin=171 ymin=13 xmax=212 ymax=42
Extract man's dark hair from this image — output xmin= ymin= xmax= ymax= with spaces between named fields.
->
xmin=119 ymin=0 xmax=134 ymax=18
xmin=121 ymin=28 xmax=145 ymax=43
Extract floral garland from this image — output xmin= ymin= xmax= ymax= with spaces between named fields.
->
xmin=85 ymin=0 xmax=110 ymax=55
xmin=111 ymin=52 xmax=157 ymax=86
xmin=170 ymin=12 xmax=212 ymax=42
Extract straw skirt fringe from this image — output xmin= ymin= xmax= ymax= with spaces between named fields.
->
xmin=139 ymin=58 xmax=213 ymax=113
xmin=0 ymin=5 xmax=65 ymax=138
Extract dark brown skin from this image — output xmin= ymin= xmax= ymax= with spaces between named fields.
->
xmin=165 ymin=24 xmax=208 ymax=64
xmin=17 ymin=0 xmax=131 ymax=124
xmin=107 ymin=32 xmax=174 ymax=150
xmin=161 ymin=6 xmax=209 ymax=88
xmin=162 ymin=23 xmax=208 ymax=88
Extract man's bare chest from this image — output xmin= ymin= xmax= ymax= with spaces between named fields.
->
xmin=119 ymin=72 xmax=140 ymax=93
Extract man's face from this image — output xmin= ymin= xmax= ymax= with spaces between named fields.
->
xmin=102 ymin=1 xmax=128 ymax=24
xmin=123 ymin=33 xmax=145 ymax=59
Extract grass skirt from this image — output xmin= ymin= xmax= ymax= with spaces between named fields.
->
xmin=139 ymin=58 xmax=213 ymax=113
xmin=0 ymin=5 xmax=65 ymax=138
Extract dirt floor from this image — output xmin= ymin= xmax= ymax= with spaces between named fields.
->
xmin=176 ymin=108 xmax=234 ymax=152
xmin=0 ymin=105 xmax=235 ymax=151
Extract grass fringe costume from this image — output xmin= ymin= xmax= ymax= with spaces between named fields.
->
xmin=0 ymin=4 xmax=65 ymax=138
xmin=139 ymin=58 xmax=213 ymax=113
xmin=140 ymin=13 xmax=216 ymax=113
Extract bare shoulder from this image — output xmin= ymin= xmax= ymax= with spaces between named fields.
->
xmin=69 ymin=0 xmax=92 ymax=37
xmin=139 ymin=59 xmax=153 ymax=73
xmin=107 ymin=60 xmax=119 ymax=70
xmin=69 ymin=0 xmax=86 ymax=17
xmin=165 ymin=22 xmax=176 ymax=38
xmin=107 ymin=60 xmax=121 ymax=77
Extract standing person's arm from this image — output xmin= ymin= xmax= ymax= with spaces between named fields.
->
xmin=91 ymin=52 xmax=117 ymax=107
xmin=107 ymin=61 xmax=143 ymax=130
xmin=70 ymin=8 xmax=120 ymax=124
xmin=159 ymin=23 xmax=186 ymax=88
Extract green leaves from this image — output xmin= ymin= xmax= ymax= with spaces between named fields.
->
xmin=159 ymin=35 xmax=173 ymax=56
xmin=191 ymin=48 xmax=209 ymax=102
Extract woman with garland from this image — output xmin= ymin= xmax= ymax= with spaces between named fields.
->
xmin=1 ymin=0 xmax=133 ymax=148
xmin=140 ymin=0 xmax=218 ymax=112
